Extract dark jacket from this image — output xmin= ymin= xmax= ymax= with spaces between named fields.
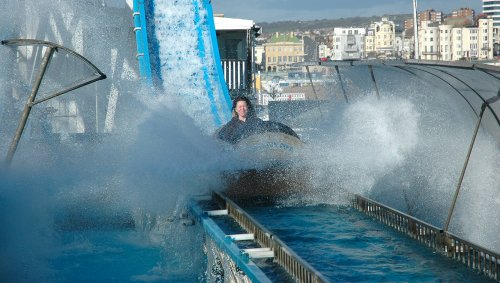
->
xmin=217 ymin=116 xmax=264 ymax=144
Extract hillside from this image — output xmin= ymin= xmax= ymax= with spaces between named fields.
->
xmin=257 ymin=14 xmax=412 ymax=35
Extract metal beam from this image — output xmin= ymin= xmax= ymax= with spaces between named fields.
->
xmin=5 ymin=46 xmax=55 ymax=166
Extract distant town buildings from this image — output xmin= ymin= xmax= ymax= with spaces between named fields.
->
xmin=256 ymin=5 xmax=499 ymax=71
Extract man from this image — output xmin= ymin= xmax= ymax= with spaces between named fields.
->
xmin=217 ymin=96 xmax=263 ymax=144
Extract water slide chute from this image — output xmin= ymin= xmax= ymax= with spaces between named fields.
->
xmin=133 ymin=0 xmax=303 ymax=166
xmin=132 ymin=0 xmax=232 ymax=132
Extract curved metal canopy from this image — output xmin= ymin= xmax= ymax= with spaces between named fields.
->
xmin=298 ymin=59 xmax=500 ymax=141
xmin=1 ymin=38 xmax=107 ymax=165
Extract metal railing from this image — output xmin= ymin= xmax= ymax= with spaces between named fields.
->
xmin=353 ymin=194 xmax=500 ymax=282
xmin=221 ymin=59 xmax=248 ymax=91
xmin=213 ymin=191 xmax=329 ymax=283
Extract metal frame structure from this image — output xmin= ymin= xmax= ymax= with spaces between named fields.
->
xmin=295 ymin=59 xmax=500 ymax=236
xmin=310 ymin=59 xmax=500 ymax=125
xmin=1 ymin=39 xmax=106 ymax=166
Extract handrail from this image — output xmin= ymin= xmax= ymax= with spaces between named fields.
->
xmin=188 ymin=197 xmax=272 ymax=283
xmin=213 ymin=191 xmax=330 ymax=283
xmin=353 ymin=194 xmax=500 ymax=282
xmin=197 ymin=191 xmax=499 ymax=282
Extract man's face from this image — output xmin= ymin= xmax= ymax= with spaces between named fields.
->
xmin=235 ymin=101 xmax=248 ymax=120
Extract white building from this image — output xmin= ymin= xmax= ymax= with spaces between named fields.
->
xmin=415 ymin=18 xmax=495 ymax=61
xmin=452 ymin=27 xmax=469 ymax=60
xmin=370 ymin=17 xmax=396 ymax=58
xmin=402 ymin=29 xmax=415 ymax=59
xmin=331 ymin=27 xmax=365 ymax=60
xmin=318 ymin=43 xmax=331 ymax=59
xmin=255 ymin=45 xmax=264 ymax=66
xmin=483 ymin=0 xmax=500 ymax=28
xmin=394 ymin=35 xmax=404 ymax=58
xmin=419 ymin=21 xmax=440 ymax=60
xmin=439 ymin=25 xmax=453 ymax=61
xmin=365 ymin=28 xmax=376 ymax=58
xmin=478 ymin=18 xmax=495 ymax=59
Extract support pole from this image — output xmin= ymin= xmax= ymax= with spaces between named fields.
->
xmin=368 ymin=65 xmax=380 ymax=99
xmin=413 ymin=0 xmax=419 ymax=59
xmin=335 ymin=65 xmax=349 ymax=103
xmin=305 ymin=65 xmax=318 ymax=100
xmin=5 ymin=46 xmax=55 ymax=166
xmin=305 ymin=65 xmax=323 ymax=117
xmin=444 ymin=95 xmax=500 ymax=232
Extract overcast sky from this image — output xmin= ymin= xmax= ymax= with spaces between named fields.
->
xmin=211 ymin=0 xmax=483 ymax=23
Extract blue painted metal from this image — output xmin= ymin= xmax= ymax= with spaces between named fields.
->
xmin=204 ymin=0 xmax=232 ymax=121
xmin=133 ymin=0 xmax=153 ymax=84
xmin=143 ymin=0 xmax=163 ymax=87
xmin=193 ymin=0 xmax=222 ymax=126
xmin=189 ymin=200 xmax=272 ymax=283
xmin=134 ymin=0 xmax=231 ymax=126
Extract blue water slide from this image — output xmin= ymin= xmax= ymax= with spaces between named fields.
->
xmin=203 ymin=0 xmax=233 ymax=116
xmin=132 ymin=0 xmax=232 ymax=130
xmin=132 ymin=0 xmax=152 ymax=84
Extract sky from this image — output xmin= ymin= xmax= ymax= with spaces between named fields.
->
xmin=211 ymin=0 xmax=483 ymax=23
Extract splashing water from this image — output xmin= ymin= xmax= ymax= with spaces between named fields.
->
xmin=0 ymin=1 xmax=239 ymax=281
xmin=289 ymin=81 xmax=499 ymax=253
xmin=0 ymin=1 xmax=499 ymax=282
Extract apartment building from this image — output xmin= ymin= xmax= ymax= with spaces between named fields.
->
xmin=406 ymin=10 xmax=443 ymax=33
xmin=404 ymin=18 xmax=414 ymax=31
xmin=419 ymin=17 xmax=494 ymax=61
xmin=365 ymin=17 xmax=395 ymax=58
xmin=418 ymin=9 xmax=444 ymax=25
xmin=478 ymin=18 xmax=495 ymax=59
xmin=318 ymin=43 xmax=331 ymax=59
xmin=331 ymin=27 xmax=365 ymax=60
xmin=401 ymin=29 xmax=415 ymax=59
xmin=263 ymin=32 xmax=304 ymax=72
xmin=365 ymin=28 xmax=376 ymax=57
xmin=451 ymin=8 xmax=475 ymax=19
xmin=439 ymin=25 xmax=454 ymax=61
xmin=483 ymin=0 xmax=500 ymax=27
xmin=451 ymin=27 xmax=469 ymax=60
xmin=419 ymin=21 xmax=440 ymax=60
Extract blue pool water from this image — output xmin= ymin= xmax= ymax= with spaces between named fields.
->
xmin=50 ymin=229 xmax=205 ymax=282
xmin=49 ymin=202 xmax=495 ymax=282
xmin=242 ymin=204 xmax=493 ymax=282
xmin=51 ymin=231 xmax=165 ymax=282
